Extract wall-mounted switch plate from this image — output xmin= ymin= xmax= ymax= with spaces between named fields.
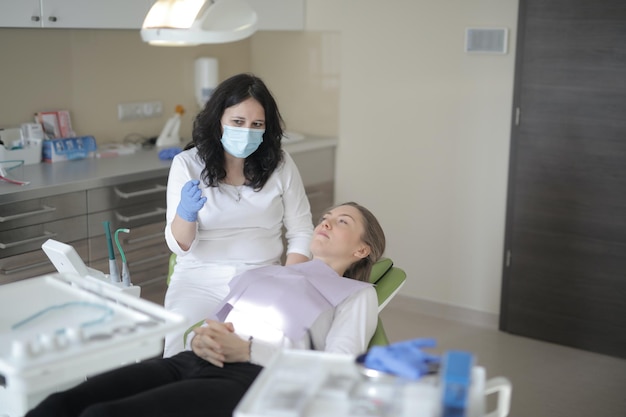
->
xmin=118 ymin=101 xmax=163 ymax=121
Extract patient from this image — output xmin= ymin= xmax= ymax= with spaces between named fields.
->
xmin=26 ymin=202 xmax=386 ymax=417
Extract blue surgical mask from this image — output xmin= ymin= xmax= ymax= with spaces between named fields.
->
xmin=220 ymin=125 xmax=264 ymax=158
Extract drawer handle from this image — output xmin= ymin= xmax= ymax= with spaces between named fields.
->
xmin=114 ymin=184 xmax=167 ymax=199
xmin=0 ymin=205 xmax=56 ymax=222
xmin=136 ymin=275 xmax=168 ymax=286
xmin=115 ymin=207 xmax=166 ymax=223
xmin=124 ymin=232 xmax=164 ymax=245
xmin=1 ymin=260 xmax=51 ymax=275
xmin=0 ymin=231 xmax=56 ymax=249
xmin=130 ymin=254 xmax=167 ymax=268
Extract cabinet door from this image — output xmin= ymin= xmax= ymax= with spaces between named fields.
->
xmin=247 ymin=0 xmax=304 ymax=30
xmin=41 ymin=0 xmax=154 ymax=29
xmin=0 ymin=0 xmax=42 ymax=27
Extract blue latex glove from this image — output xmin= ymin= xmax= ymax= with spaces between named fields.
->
xmin=363 ymin=338 xmax=440 ymax=380
xmin=176 ymin=179 xmax=207 ymax=222
xmin=158 ymin=147 xmax=182 ymax=160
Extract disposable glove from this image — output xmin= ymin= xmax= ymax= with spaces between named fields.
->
xmin=177 ymin=179 xmax=207 ymax=222
xmin=362 ymin=338 xmax=440 ymax=380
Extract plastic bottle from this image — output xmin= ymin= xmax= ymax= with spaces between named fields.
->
xmin=156 ymin=105 xmax=185 ymax=147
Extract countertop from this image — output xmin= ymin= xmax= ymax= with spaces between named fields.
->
xmin=0 ymin=135 xmax=337 ymax=203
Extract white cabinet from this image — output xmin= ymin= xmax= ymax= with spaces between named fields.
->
xmin=248 ymin=0 xmax=305 ymax=30
xmin=0 ymin=0 xmax=154 ymax=29
xmin=0 ymin=0 xmax=309 ymax=31
xmin=0 ymin=0 xmax=40 ymax=27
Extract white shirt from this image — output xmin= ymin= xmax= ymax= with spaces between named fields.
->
xmin=246 ymin=286 xmax=378 ymax=366
xmin=165 ymin=148 xmax=313 ymax=266
xmin=187 ymin=261 xmax=379 ymax=366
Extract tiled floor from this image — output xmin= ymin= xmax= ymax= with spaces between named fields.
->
xmin=380 ymin=298 xmax=626 ymax=417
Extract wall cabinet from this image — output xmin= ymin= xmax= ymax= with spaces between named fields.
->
xmin=0 ymin=0 xmax=309 ymax=31
xmin=0 ymin=0 xmax=153 ymax=29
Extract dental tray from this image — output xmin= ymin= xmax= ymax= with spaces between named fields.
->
xmin=235 ymin=350 xmax=511 ymax=417
xmin=0 ymin=272 xmax=185 ymax=416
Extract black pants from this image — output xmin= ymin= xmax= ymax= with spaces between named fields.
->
xmin=26 ymin=351 xmax=263 ymax=417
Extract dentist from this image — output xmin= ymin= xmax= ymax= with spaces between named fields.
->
xmin=163 ymin=73 xmax=313 ymax=358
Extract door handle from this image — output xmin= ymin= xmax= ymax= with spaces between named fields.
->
xmin=123 ymin=232 xmax=164 ymax=245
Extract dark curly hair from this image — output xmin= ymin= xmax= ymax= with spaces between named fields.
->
xmin=187 ymin=73 xmax=284 ymax=189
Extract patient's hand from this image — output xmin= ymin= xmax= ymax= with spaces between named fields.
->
xmin=191 ymin=320 xmax=250 ymax=367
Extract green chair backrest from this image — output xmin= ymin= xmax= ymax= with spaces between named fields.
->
xmin=367 ymin=258 xmax=406 ymax=346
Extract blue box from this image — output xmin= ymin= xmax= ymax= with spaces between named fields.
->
xmin=42 ymin=136 xmax=97 ymax=163
xmin=441 ymin=350 xmax=474 ymax=417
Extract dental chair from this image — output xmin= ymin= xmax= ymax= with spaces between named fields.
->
xmin=167 ymin=254 xmax=406 ymax=348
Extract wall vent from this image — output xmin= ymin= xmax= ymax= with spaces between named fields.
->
xmin=465 ymin=28 xmax=508 ymax=54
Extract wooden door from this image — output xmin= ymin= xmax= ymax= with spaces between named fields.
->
xmin=500 ymin=0 xmax=626 ymax=359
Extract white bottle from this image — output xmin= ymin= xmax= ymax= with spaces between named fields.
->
xmin=195 ymin=57 xmax=218 ymax=108
xmin=156 ymin=105 xmax=184 ymax=147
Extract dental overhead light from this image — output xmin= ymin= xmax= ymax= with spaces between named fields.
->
xmin=141 ymin=0 xmax=258 ymax=46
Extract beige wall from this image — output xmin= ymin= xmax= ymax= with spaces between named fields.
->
xmin=0 ymin=28 xmax=253 ymax=143
xmin=250 ymin=31 xmax=340 ymax=137
xmin=336 ymin=0 xmax=518 ymax=315
xmin=0 ymin=27 xmax=337 ymax=144
xmin=1 ymin=0 xmax=518 ymax=317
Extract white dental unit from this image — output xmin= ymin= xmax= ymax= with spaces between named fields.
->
xmin=0 ymin=240 xmax=185 ymax=417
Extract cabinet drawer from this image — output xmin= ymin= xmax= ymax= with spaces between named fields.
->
xmin=0 ymin=216 xmax=88 ymax=258
xmin=0 ymin=191 xmax=87 ymax=231
xmin=305 ymin=181 xmax=334 ymax=223
xmin=87 ymin=205 xmax=166 ymax=237
xmin=89 ymin=221 xmax=166 ymax=262
xmin=291 ymin=148 xmax=335 ymax=186
xmin=0 ymin=239 xmax=89 ymax=284
xmin=87 ymin=177 xmax=167 ymax=211
xmin=139 ymin=280 xmax=169 ymax=306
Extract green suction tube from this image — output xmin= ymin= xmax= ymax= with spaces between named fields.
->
xmin=114 ymin=228 xmax=131 ymax=287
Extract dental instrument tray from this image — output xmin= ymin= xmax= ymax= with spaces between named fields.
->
xmin=0 ymin=272 xmax=186 ymax=417
xmin=234 ymin=350 xmax=512 ymax=417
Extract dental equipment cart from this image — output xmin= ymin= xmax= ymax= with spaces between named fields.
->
xmin=234 ymin=350 xmax=512 ymax=417
xmin=0 ymin=273 xmax=186 ymax=417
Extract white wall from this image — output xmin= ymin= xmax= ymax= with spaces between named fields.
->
xmin=336 ymin=0 xmax=519 ymax=315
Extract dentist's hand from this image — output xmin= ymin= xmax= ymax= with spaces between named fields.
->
xmin=176 ymin=179 xmax=207 ymax=222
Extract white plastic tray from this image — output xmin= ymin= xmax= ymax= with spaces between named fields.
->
xmin=0 ymin=273 xmax=186 ymax=417
xmin=235 ymin=350 xmax=511 ymax=417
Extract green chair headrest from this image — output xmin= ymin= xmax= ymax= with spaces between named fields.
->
xmin=369 ymin=257 xmax=393 ymax=284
